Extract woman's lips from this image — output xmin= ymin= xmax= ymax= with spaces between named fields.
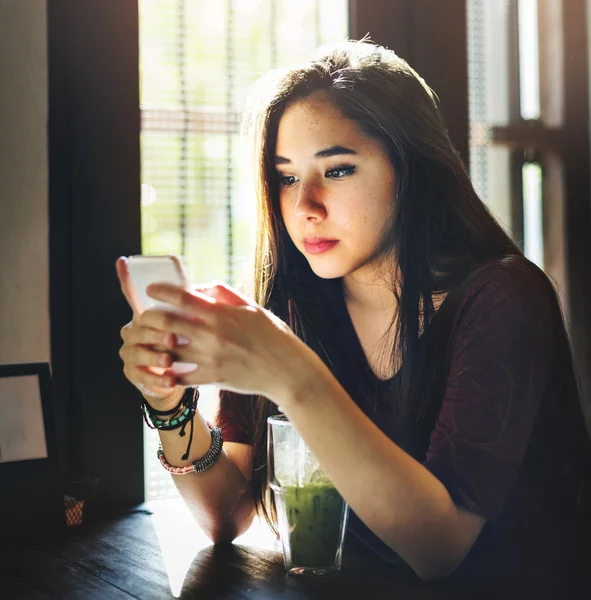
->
xmin=303 ymin=240 xmax=339 ymax=254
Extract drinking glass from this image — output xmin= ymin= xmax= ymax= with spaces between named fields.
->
xmin=267 ymin=414 xmax=349 ymax=576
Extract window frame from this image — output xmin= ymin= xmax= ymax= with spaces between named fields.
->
xmin=489 ymin=0 xmax=591 ymax=421
xmin=48 ymin=0 xmax=143 ymax=509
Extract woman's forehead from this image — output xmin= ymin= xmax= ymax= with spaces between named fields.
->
xmin=275 ymin=96 xmax=369 ymax=158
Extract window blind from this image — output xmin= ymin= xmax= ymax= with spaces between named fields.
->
xmin=139 ymin=0 xmax=348 ymax=501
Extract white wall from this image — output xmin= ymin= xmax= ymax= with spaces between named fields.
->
xmin=0 ymin=0 xmax=49 ymax=365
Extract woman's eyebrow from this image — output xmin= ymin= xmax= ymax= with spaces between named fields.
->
xmin=275 ymin=145 xmax=358 ymax=165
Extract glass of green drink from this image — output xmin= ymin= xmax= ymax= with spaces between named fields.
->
xmin=267 ymin=414 xmax=350 ymax=576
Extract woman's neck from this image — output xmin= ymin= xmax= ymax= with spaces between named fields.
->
xmin=341 ymin=274 xmax=398 ymax=316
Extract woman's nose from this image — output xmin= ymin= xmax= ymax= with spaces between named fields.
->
xmin=294 ymin=183 xmax=326 ymax=219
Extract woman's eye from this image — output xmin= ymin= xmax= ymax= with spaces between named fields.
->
xmin=279 ymin=175 xmax=298 ymax=187
xmin=326 ymin=166 xmax=356 ymax=179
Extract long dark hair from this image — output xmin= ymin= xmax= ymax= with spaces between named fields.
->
xmin=221 ymin=40 xmax=591 ymax=532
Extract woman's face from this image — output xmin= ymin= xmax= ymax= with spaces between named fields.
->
xmin=275 ymin=91 xmax=396 ymax=281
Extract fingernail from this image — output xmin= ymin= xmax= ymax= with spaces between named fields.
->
xmin=175 ymin=334 xmax=190 ymax=346
xmin=171 ymin=362 xmax=198 ymax=374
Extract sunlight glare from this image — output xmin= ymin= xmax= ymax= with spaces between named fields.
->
xmin=148 ymin=496 xmax=279 ymax=597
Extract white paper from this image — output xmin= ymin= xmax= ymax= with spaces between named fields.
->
xmin=0 ymin=375 xmax=48 ymax=462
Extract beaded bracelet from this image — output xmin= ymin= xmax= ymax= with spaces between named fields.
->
xmin=142 ymin=387 xmax=199 ymax=430
xmin=144 ymin=404 xmax=194 ymax=430
xmin=144 ymin=387 xmax=201 ymax=460
xmin=157 ymin=423 xmax=223 ymax=475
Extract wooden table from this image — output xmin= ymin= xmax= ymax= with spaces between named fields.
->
xmin=0 ymin=500 xmax=583 ymax=599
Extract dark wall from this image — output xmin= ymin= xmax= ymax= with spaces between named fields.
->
xmin=349 ymin=0 xmax=469 ymax=163
xmin=48 ymin=0 xmax=143 ymax=508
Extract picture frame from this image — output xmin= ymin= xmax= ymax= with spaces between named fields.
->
xmin=0 ymin=362 xmax=64 ymax=536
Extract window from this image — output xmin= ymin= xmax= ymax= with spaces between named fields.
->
xmin=139 ymin=0 xmax=348 ymax=501
xmin=467 ymin=0 xmax=567 ymax=305
xmin=468 ymin=0 xmax=591 ymax=419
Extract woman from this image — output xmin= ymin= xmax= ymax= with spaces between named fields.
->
xmin=116 ymin=40 xmax=591 ymax=582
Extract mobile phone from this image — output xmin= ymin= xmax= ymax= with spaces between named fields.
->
xmin=126 ymin=254 xmax=197 ymax=376
xmin=126 ymin=254 xmax=189 ymax=316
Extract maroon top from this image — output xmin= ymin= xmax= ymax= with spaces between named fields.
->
xmin=216 ymin=257 xmax=584 ymax=581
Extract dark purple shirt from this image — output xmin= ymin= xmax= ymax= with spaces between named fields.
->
xmin=216 ymin=257 xmax=585 ymax=581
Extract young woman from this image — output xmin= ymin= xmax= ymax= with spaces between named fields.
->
xmin=116 ymin=40 xmax=591 ymax=582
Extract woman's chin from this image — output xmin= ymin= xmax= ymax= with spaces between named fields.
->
xmin=307 ymin=263 xmax=348 ymax=280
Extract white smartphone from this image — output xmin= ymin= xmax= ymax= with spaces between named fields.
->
xmin=126 ymin=254 xmax=189 ymax=315
xmin=126 ymin=254 xmax=197 ymax=376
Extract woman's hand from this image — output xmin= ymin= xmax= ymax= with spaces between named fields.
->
xmin=118 ymin=319 xmax=186 ymax=406
xmin=115 ymin=257 xmax=185 ymax=408
xmin=139 ymin=281 xmax=318 ymax=401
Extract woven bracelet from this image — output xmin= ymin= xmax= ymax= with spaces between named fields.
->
xmin=142 ymin=387 xmax=199 ymax=430
xmin=157 ymin=423 xmax=223 ymax=475
xmin=147 ymin=405 xmax=195 ymax=430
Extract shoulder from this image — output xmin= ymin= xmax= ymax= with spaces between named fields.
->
xmin=452 ymin=255 xmax=556 ymax=326
xmin=441 ymin=255 xmax=560 ymax=360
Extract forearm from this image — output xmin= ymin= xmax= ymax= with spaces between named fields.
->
xmin=274 ymin=359 xmax=468 ymax=580
xmin=157 ymin=410 xmax=255 ymax=543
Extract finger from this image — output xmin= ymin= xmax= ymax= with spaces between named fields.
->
xmin=121 ymin=344 xmax=173 ymax=369
xmin=144 ymin=285 xmax=216 ymax=324
xmin=192 ymin=280 xmax=255 ymax=307
xmin=166 ymin=345 xmax=200 ymax=367
xmin=120 ymin=321 xmax=132 ymax=341
xmin=121 ymin=316 xmax=177 ymax=349
xmin=115 ymin=256 xmax=143 ymax=318
xmin=131 ymin=365 xmax=177 ymax=390
xmin=136 ymin=326 xmax=176 ymax=350
xmin=115 ymin=257 xmax=134 ymax=308
xmin=174 ymin=366 xmax=210 ymax=388
xmin=139 ymin=309 xmax=207 ymax=344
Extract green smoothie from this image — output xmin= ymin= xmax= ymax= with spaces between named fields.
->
xmin=275 ymin=484 xmax=346 ymax=567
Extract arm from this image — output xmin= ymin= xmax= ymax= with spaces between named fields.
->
xmin=158 ymin=406 xmax=255 ymax=544
xmin=141 ymin=266 xmax=550 ymax=576
xmin=275 ymin=265 xmax=551 ymax=581
xmin=276 ymin=358 xmax=485 ymax=581
xmin=115 ymin=256 xmax=256 ymax=543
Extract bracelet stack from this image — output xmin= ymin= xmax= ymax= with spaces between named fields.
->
xmin=157 ymin=423 xmax=223 ymax=475
xmin=142 ymin=386 xmax=199 ymax=430
xmin=142 ymin=386 xmax=223 ymax=472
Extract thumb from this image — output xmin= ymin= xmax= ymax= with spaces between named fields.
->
xmin=191 ymin=280 xmax=254 ymax=307
xmin=115 ymin=257 xmax=142 ymax=319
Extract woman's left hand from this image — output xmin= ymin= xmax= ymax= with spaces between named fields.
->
xmin=139 ymin=281 xmax=317 ymax=401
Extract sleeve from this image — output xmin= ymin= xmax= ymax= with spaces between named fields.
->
xmin=423 ymin=264 xmax=554 ymax=520
xmin=215 ymin=390 xmax=253 ymax=445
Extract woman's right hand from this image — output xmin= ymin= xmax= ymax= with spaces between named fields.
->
xmin=116 ymin=257 xmax=185 ymax=410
